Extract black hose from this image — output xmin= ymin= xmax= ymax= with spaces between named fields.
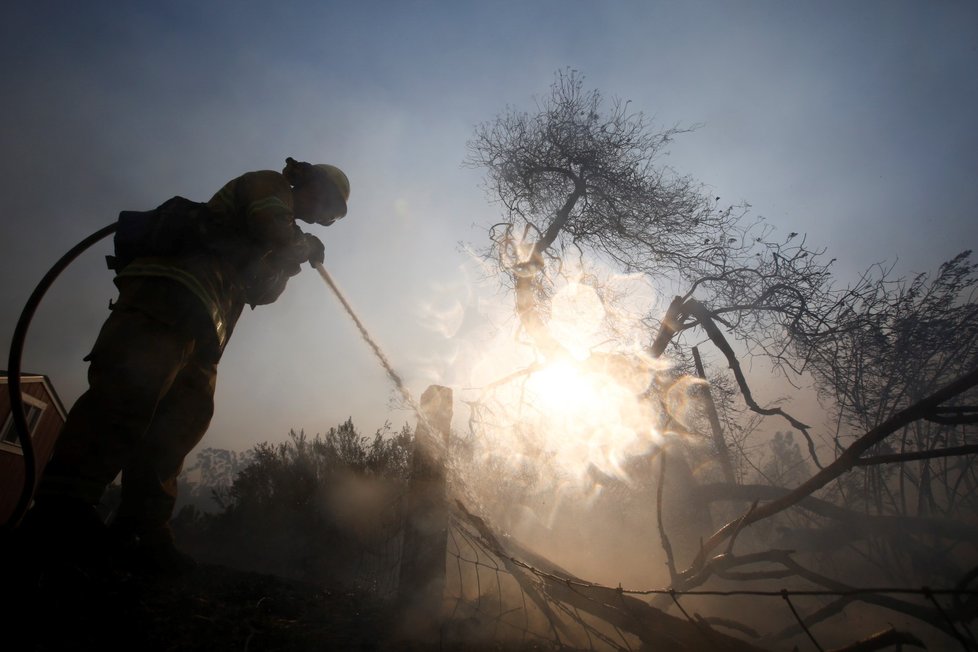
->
xmin=4 ymin=223 xmax=117 ymax=531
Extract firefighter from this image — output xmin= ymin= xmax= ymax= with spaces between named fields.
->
xmin=24 ymin=158 xmax=350 ymax=575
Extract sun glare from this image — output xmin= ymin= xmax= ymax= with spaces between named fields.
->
xmin=522 ymin=357 xmax=660 ymax=482
xmin=459 ymin=265 xmax=668 ymax=497
xmin=526 ymin=359 xmax=593 ymax=413
xmin=549 ymin=282 xmax=605 ymax=360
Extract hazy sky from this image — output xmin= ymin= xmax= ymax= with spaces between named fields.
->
xmin=2 ymin=1 xmax=976 ymax=453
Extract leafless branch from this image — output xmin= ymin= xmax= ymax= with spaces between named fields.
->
xmin=686 ymin=365 xmax=978 ymax=575
xmin=683 ymin=298 xmax=822 ymax=467
xmin=656 ymin=451 xmax=680 ymax=585
xmin=824 ymin=628 xmax=925 ymax=652
xmin=854 ymin=444 xmax=978 ymax=466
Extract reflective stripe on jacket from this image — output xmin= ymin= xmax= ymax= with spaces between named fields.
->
xmin=117 ymin=170 xmax=309 ymax=350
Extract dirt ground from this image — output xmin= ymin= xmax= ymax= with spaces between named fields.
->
xmin=1 ymin=531 xmax=556 ymax=652
xmin=6 ymin=561 xmax=389 ymax=651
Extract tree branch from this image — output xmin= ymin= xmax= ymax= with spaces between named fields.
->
xmin=683 ymin=298 xmax=822 ymax=468
xmin=854 ymin=444 xmax=978 ymax=467
xmin=825 ymin=628 xmax=925 ymax=652
xmin=657 ymin=451 xmax=680 ymax=584
xmin=684 ymin=365 xmax=978 ymax=576
xmin=695 ymin=482 xmax=978 ymax=543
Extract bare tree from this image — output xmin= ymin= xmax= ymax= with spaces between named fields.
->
xmin=463 ymin=70 xmax=978 ymax=648
xmin=791 ymin=252 xmax=978 ymax=583
xmin=469 ymin=71 xmax=719 ymax=337
xmin=466 ymin=70 xmax=842 ymax=463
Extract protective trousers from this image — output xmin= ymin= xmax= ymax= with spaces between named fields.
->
xmin=38 ymin=277 xmax=218 ymax=535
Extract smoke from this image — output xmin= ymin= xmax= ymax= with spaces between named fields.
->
xmin=404 ymin=253 xmax=975 ymax=649
xmin=428 ymin=260 xmax=703 ymax=595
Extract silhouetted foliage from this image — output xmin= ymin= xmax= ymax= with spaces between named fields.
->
xmin=175 ymin=420 xmax=413 ymax=589
xmin=801 ymin=251 xmax=978 ymax=431
xmin=797 ymin=252 xmax=978 ymax=586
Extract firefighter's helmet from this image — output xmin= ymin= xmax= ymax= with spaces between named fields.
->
xmin=312 ymin=164 xmax=350 ymax=203
xmin=284 ymin=157 xmax=350 ymax=224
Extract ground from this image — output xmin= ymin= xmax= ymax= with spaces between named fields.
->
xmin=1 ymin=532 xmax=554 ymax=652
xmin=5 ymin=560 xmax=394 ymax=651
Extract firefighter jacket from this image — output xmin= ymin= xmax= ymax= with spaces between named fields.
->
xmin=115 ymin=170 xmax=311 ymax=352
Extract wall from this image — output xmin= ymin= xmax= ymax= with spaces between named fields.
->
xmin=0 ymin=376 xmax=66 ymax=525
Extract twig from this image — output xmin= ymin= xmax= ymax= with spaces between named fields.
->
xmin=669 ymin=589 xmax=694 ymax=623
xmin=771 ymin=596 xmax=852 ymax=641
xmin=924 ymin=586 xmax=974 ymax=651
xmin=855 ymin=444 xmax=978 ymax=467
xmin=824 ymin=627 xmax=925 ymax=652
xmin=725 ymin=499 xmax=759 ymax=555
xmin=669 ymin=591 xmax=721 ymax=650
xmin=656 ymin=451 xmax=679 ymax=584
xmin=781 ymin=589 xmax=824 ymax=651
xmin=698 ymin=615 xmax=761 ymax=639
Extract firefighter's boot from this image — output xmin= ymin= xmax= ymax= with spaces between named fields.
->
xmin=110 ymin=519 xmax=197 ymax=576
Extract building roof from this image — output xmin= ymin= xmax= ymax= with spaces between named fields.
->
xmin=0 ymin=371 xmax=69 ymax=421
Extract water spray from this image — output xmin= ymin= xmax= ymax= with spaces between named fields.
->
xmin=314 ymin=263 xmax=420 ymax=415
xmin=314 ymin=264 xmax=448 ymax=476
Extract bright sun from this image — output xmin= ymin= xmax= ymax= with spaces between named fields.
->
xmin=519 ymin=356 xmax=661 ymax=482
xmin=526 ymin=359 xmax=594 ymax=413
xmin=465 ymin=272 xmax=666 ymax=488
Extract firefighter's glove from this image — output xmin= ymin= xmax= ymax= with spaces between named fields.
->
xmin=305 ymin=233 xmax=325 ymax=268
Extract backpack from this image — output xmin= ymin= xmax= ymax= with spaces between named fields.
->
xmin=106 ymin=196 xmax=210 ymax=272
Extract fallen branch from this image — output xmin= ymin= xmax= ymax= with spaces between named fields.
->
xmin=825 ymin=628 xmax=925 ymax=652
xmin=772 ymin=555 xmax=964 ymax=641
xmin=695 ymin=483 xmax=978 ymax=545
xmin=452 ymin=501 xmax=574 ymax=644
xmin=454 ymin=500 xmax=767 ymax=651
xmin=926 ymin=405 xmax=978 ymax=425
xmin=684 ymin=365 xmax=978 ymax=576
xmin=698 ymin=615 xmax=761 ymax=639
xmin=677 ymin=549 xmax=799 ymax=592
xmin=651 ymin=538 xmax=972 ymax=642
xmin=854 ymin=444 xmax=978 ymax=466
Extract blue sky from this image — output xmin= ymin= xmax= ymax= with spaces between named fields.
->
xmin=2 ymin=1 xmax=976 ymax=452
